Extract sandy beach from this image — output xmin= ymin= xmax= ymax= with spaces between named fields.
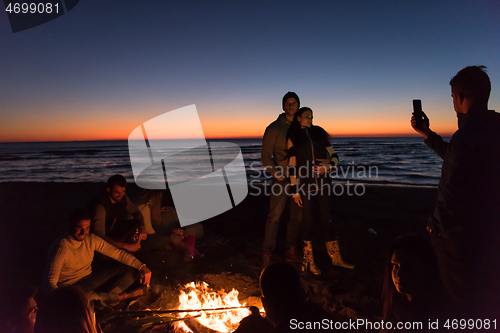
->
xmin=0 ymin=181 xmax=438 ymax=326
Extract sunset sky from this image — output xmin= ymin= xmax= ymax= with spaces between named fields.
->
xmin=1 ymin=0 xmax=499 ymax=142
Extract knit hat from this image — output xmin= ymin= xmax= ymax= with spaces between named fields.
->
xmin=282 ymin=92 xmax=300 ymax=111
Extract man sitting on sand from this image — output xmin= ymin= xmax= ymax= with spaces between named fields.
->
xmin=42 ymin=209 xmax=152 ymax=305
xmin=90 ymin=174 xmax=146 ymax=252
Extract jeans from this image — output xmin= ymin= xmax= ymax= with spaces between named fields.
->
xmin=263 ymin=178 xmax=302 ymax=252
xmin=137 ymin=233 xmax=172 ymax=254
xmin=301 ymin=188 xmax=334 ymax=241
xmin=169 ymin=223 xmax=204 ymax=246
xmin=75 ymin=261 xmax=139 ymax=304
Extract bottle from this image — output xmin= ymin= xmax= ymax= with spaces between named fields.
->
xmin=132 ymin=228 xmax=140 ymax=243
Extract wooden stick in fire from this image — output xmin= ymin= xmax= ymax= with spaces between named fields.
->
xmin=113 ymin=305 xmax=252 ymax=315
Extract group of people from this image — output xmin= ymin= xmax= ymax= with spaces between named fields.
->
xmin=44 ymin=175 xmax=204 ymax=306
xmin=261 ymin=65 xmax=500 ymax=328
xmin=1 ymin=174 xmax=206 ymax=333
xmin=1 ymin=65 xmax=499 ymax=332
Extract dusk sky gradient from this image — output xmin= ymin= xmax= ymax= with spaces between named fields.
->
xmin=1 ymin=0 xmax=499 ymax=142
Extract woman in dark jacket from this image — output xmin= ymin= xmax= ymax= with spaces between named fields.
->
xmin=287 ymin=107 xmax=354 ymax=275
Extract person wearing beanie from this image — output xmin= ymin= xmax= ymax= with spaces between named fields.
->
xmin=282 ymin=92 xmax=300 ymax=112
xmin=261 ymin=92 xmax=303 ymax=269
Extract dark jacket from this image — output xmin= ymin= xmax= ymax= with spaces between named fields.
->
xmin=287 ymin=125 xmax=338 ymax=193
xmin=424 ymin=108 xmax=500 ymax=242
xmin=89 ymin=191 xmax=144 ymax=240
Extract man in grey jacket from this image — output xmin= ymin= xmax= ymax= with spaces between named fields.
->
xmin=261 ymin=92 xmax=303 ymax=268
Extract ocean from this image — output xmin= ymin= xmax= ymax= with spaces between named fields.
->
xmin=0 ymin=137 xmax=445 ymax=186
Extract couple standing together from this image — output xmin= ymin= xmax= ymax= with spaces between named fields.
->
xmin=261 ymin=91 xmax=354 ymax=275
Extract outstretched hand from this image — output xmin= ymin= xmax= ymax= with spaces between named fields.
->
xmin=139 ymin=265 xmax=152 ymax=287
xmin=411 ymin=111 xmax=432 ymax=139
xmin=124 ymin=242 xmax=141 ymax=252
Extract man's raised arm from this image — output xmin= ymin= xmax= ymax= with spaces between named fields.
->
xmin=411 ymin=111 xmax=448 ymax=159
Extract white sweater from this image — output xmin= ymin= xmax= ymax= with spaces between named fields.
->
xmin=43 ymin=232 xmax=143 ymax=293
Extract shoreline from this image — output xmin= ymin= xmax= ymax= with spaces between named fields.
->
xmin=0 ymin=180 xmax=439 ymax=188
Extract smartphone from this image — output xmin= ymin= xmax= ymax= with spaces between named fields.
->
xmin=413 ymin=99 xmax=423 ymax=128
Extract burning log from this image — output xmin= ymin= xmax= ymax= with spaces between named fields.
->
xmin=184 ymin=317 xmax=221 ymax=333
xmin=175 ymin=281 xmax=256 ymax=332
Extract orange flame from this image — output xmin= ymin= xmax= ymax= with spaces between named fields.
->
xmin=176 ymin=281 xmax=253 ymax=333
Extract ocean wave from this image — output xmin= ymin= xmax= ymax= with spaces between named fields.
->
xmin=42 ymin=149 xmax=106 ymax=155
xmin=0 ymin=138 xmax=444 ymax=185
xmin=0 ymin=155 xmax=25 ymax=161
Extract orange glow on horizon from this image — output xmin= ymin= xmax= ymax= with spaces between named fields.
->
xmin=0 ymin=106 xmax=458 ymax=142
xmin=0 ymin=128 xmax=455 ymax=143
xmin=0 ymin=120 xmax=457 ymax=142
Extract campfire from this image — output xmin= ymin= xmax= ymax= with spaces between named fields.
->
xmin=110 ymin=274 xmax=265 ymax=332
xmin=174 ymin=281 xmax=263 ymax=333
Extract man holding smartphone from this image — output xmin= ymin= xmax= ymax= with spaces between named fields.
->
xmin=411 ymin=66 xmax=500 ymax=319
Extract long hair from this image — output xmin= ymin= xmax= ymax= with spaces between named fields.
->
xmin=134 ymin=190 xmax=163 ymax=226
xmin=382 ymin=233 xmax=442 ymax=322
xmin=35 ymin=286 xmax=98 ymax=333
xmin=287 ymin=107 xmax=331 ymax=163
xmin=0 ymin=285 xmax=38 ymax=333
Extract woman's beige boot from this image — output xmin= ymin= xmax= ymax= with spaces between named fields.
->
xmin=326 ymin=240 xmax=355 ymax=269
xmin=302 ymin=241 xmax=321 ymax=276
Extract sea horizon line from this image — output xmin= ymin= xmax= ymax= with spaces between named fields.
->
xmin=0 ymin=133 xmax=453 ymax=144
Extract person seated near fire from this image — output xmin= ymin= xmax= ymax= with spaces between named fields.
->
xmin=125 ymin=189 xmax=172 ymax=255
xmin=381 ymin=233 xmax=446 ymax=333
xmin=260 ymin=262 xmax=345 ymax=332
xmin=42 ymin=209 xmax=152 ymax=306
xmin=0 ymin=285 xmax=38 ymax=333
xmin=89 ymin=174 xmax=146 ymax=253
xmin=134 ymin=189 xmax=204 ymax=261
xmin=35 ymin=286 xmax=101 ymax=333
